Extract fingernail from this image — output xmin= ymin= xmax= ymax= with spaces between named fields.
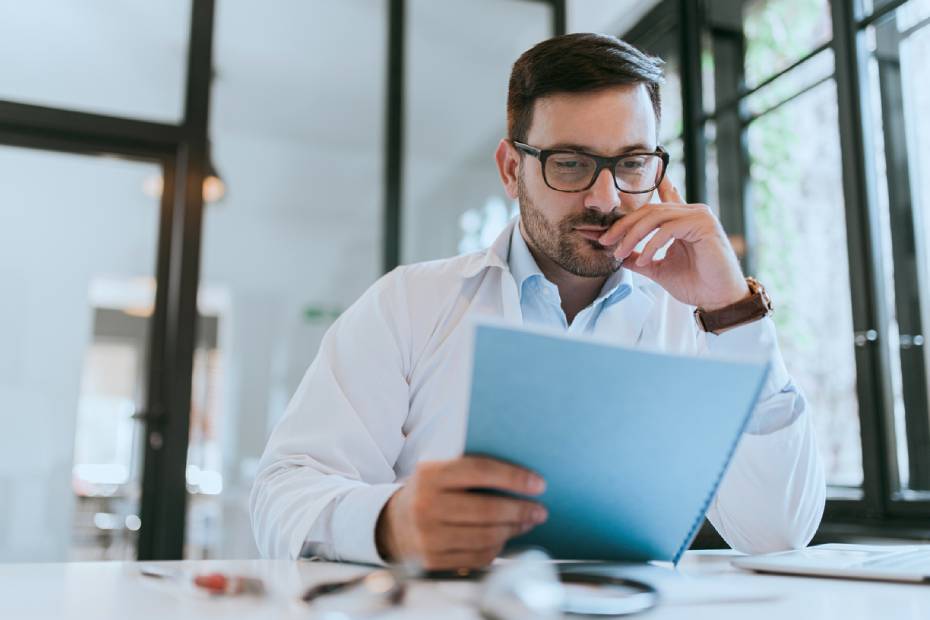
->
xmin=529 ymin=476 xmax=546 ymax=493
xmin=533 ymin=507 xmax=548 ymax=523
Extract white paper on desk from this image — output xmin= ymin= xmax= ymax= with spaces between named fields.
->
xmin=574 ymin=563 xmax=784 ymax=606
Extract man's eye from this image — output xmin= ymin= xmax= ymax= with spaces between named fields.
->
xmin=620 ymin=158 xmax=646 ymax=170
xmin=553 ymin=159 xmax=591 ymax=170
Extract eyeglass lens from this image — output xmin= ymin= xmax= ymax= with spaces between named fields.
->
xmin=544 ymin=152 xmax=663 ymax=192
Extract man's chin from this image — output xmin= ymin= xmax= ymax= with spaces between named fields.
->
xmin=560 ymin=253 xmax=622 ymax=278
xmin=560 ymin=241 xmax=622 ymax=278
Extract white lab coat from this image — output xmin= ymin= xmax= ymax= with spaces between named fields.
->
xmin=251 ymin=219 xmax=825 ymax=563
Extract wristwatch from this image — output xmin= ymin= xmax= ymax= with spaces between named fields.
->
xmin=694 ymin=277 xmax=773 ymax=335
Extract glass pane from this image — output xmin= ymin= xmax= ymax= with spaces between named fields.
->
xmin=865 ymin=4 xmax=930 ymax=492
xmin=702 ymin=32 xmax=716 ymax=115
xmin=745 ymin=48 xmax=835 ymax=116
xmin=0 ymin=0 xmax=190 ymax=122
xmin=660 ymin=56 xmax=683 ymax=144
xmin=664 ymin=136 xmax=686 ymax=194
xmin=0 ymin=147 xmax=161 ymax=561
xmin=746 ymin=80 xmax=863 ymax=487
xmin=910 ymin=19 xmax=930 ymax=491
xmin=403 ymin=0 xmax=552 ymax=263
xmin=190 ymin=0 xmax=387 ymax=558
xmin=742 ymin=0 xmax=833 ymax=88
xmin=865 ymin=0 xmax=930 ymax=23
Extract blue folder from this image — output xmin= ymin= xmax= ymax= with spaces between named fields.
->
xmin=464 ymin=321 xmax=770 ymax=564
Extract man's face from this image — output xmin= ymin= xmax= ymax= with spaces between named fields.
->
xmin=516 ymin=84 xmax=659 ymax=278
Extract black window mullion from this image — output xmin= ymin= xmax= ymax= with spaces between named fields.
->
xmin=0 ymin=101 xmax=180 ymax=157
xmin=705 ymin=0 xmax=751 ymax=272
xmin=678 ymin=0 xmax=705 ymax=205
xmin=830 ymin=0 xmax=899 ymax=519
xmin=871 ymin=15 xmax=930 ymax=492
xmin=137 ymin=0 xmax=215 ymax=561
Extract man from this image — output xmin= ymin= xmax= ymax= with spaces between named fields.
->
xmin=251 ymin=33 xmax=825 ymax=569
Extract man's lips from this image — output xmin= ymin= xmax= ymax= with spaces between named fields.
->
xmin=574 ymin=226 xmax=610 ymax=242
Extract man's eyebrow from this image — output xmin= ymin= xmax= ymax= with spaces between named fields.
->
xmin=546 ymin=142 xmax=655 ymax=155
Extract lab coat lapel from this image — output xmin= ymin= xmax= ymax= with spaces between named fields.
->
xmin=461 ymin=219 xmax=523 ymax=322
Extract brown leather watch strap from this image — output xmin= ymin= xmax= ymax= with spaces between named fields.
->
xmin=694 ymin=277 xmax=773 ymax=335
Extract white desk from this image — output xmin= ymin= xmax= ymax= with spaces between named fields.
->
xmin=2 ymin=551 xmax=929 ymax=619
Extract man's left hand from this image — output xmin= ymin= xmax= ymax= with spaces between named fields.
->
xmin=598 ymin=177 xmax=749 ymax=311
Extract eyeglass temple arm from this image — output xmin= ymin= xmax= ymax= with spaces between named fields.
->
xmin=511 ymin=140 xmax=540 ymax=157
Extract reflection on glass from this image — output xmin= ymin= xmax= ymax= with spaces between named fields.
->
xmin=0 ymin=147 xmax=161 ymax=561
xmin=742 ymin=0 xmax=832 ymax=88
xmin=71 ymin=301 xmax=150 ymax=561
xmin=747 ymin=81 xmax=863 ymax=487
xmin=0 ymin=0 xmax=190 ymax=121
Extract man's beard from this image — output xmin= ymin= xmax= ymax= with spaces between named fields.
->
xmin=517 ymin=175 xmax=624 ymax=278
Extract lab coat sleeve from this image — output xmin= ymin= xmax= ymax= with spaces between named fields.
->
xmin=699 ymin=317 xmax=826 ymax=553
xmin=249 ymin=268 xmax=411 ymax=564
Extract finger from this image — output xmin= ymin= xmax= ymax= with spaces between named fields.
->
xmin=635 ymin=228 xmax=676 ymax=266
xmin=433 ymin=492 xmax=548 ymax=525
xmin=432 ymin=522 xmax=533 ymax=553
xmin=435 ymin=456 xmax=545 ymax=495
xmin=621 ymin=251 xmax=660 ymax=279
xmin=614 ymin=208 xmax=691 ymax=259
xmin=598 ymin=205 xmax=657 ymax=245
xmin=602 ymin=204 xmax=692 ymax=248
xmin=658 ymin=175 xmax=685 ymax=204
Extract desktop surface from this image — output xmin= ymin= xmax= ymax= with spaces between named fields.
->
xmin=2 ymin=550 xmax=929 ymax=619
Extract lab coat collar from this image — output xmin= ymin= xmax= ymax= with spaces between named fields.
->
xmin=460 ymin=219 xmax=516 ymax=279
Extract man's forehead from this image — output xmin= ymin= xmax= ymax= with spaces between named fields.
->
xmin=526 ymin=84 xmax=658 ymax=154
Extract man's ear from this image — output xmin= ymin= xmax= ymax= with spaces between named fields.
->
xmin=494 ymin=139 xmax=520 ymax=200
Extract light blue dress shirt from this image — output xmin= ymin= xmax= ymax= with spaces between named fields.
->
xmin=508 ymin=221 xmax=631 ymax=332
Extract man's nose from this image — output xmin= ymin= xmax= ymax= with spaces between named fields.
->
xmin=585 ymin=167 xmax=621 ymax=214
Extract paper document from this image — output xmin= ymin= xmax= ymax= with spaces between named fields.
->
xmin=464 ymin=321 xmax=770 ymax=563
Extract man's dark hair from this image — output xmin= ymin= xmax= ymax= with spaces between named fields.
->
xmin=507 ymin=33 xmax=664 ymax=143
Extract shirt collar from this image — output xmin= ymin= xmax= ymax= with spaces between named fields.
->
xmin=507 ymin=220 xmax=632 ymax=306
xmin=508 ymin=218 xmax=546 ymax=296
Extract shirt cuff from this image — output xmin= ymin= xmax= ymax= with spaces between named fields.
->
xmin=703 ymin=316 xmax=791 ymax=399
xmin=330 ymin=482 xmax=403 ymax=565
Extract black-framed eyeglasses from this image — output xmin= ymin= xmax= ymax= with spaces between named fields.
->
xmin=512 ymin=140 xmax=669 ymax=194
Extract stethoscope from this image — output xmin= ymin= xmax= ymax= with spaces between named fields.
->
xmin=553 ymin=567 xmax=659 ymax=616
xmin=301 ymin=562 xmax=659 ymax=617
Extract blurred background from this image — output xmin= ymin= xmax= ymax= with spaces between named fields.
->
xmin=0 ymin=0 xmax=928 ymax=562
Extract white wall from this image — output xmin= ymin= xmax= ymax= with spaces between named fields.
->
xmin=568 ymin=0 xmax=662 ymax=35
xmin=0 ymin=149 xmax=161 ymax=561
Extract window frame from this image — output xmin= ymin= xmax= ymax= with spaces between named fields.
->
xmin=626 ymin=0 xmax=930 ymax=540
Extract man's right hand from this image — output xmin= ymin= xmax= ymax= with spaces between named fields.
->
xmin=375 ymin=456 xmax=548 ymax=570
